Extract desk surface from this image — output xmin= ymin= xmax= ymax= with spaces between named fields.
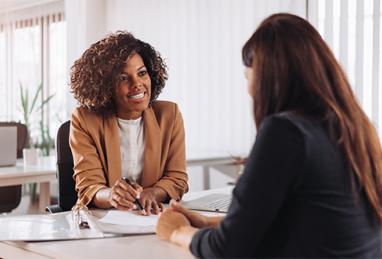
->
xmin=1 ymin=187 xmax=232 ymax=259
xmin=0 ymin=156 xmax=56 ymax=185
xmin=186 ymin=150 xmax=246 ymax=166
xmin=0 ymin=156 xmax=57 ymax=212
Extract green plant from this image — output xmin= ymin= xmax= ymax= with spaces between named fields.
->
xmin=19 ymin=82 xmax=55 ymax=151
xmin=19 ymin=82 xmax=55 ymax=201
xmin=38 ymin=120 xmax=55 ymax=156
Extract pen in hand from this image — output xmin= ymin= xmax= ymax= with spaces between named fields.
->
xmin=122 ymin=177 xmax=146 ymax=215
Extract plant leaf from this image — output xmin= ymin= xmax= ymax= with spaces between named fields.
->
xmin=29 ymin=83 xmax=42 ymax=114
xmin=36 ymin=93 xmax=55 ymax=112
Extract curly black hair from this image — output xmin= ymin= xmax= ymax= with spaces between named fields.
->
xmin=70 ymin=31 xmax=168 ymax=113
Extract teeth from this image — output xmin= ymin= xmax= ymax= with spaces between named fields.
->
xmin=129 ymin=93 xmax=144 ymax=99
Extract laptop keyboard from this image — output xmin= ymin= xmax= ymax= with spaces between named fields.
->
xmin=182 ymin=193 xmax=232 ymax=212
xmin=205 ymin=197 xmax=231 ymax=212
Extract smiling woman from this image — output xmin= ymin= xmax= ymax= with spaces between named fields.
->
xmin=69 ymin=31 xmax=188 ymax=216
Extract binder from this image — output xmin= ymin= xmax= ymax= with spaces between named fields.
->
xmin=0 ymin=208 xmax=158 ymax=241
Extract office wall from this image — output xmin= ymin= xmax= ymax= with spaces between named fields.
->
xmin=65 ymin=0 xmax=306 ymax=190
xmin=106 ymin=0 xmax=306 ymax=156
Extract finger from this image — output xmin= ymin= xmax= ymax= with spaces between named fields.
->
xmin=145 ymin=201 xmax=152 ymax=216
xmin=112 ymin=193 xmax=136 ymax=210
xmin=152 ymin=201 xmax=160 ymax=215
xmin=138 ymin=199 xmax=148 ymax=215
xmin=132 ymin=183 xmax=143 ymax=199
xmin=118 ymin=181 xmax=140 ymax=199
xmin=114 ymin=186 xmax=135 ymax=202
xmin=110 ymin=199 xmax=132 ymax=211
xmin=130 ymin=182 xmax=143 ymax=195
xmin=138 ymin=209 xmax=147 ymax=216
xmin=170 ymin=199 xmax=188 ymax=213
xmin=136 ymin=199 xmax=147 ymax=215
xmin=158 ymin=202 xmax=164 ymax=212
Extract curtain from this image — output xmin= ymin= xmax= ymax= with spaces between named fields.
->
xmin=308 ymin=0 xmax=382 ymax=135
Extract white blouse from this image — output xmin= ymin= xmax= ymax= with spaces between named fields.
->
xmin=117 ymin=117 xmax=145 ymax=182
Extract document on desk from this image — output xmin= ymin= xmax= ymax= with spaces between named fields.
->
xmin=0 ymin=210 xmax=157 ymax=241
xmin=88 ymin=210 xmax=158 ymax=234
xmin=0 ymin=212 xmax=105 ymax=241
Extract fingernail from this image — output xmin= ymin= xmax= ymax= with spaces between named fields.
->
xmin=133 ymin=205 xmax=137 ymax=209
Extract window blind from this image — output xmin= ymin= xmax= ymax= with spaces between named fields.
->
xmin=308 ymin=0 xmax=382 ymax=135
xmin=0 ymin=10 xmax=66 ymax=145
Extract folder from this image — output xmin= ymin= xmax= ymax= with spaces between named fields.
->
xmin=0 ymin=208 xmax=158 ymax=241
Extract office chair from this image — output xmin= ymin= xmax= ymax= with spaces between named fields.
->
xmin=0 ymin=122 xmax=28 ymax=213
xmin=46 ymin=120 xmax=78 ymax=213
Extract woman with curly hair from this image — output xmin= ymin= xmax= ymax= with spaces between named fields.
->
xmin=69 ymin=31 xmax=188 ymax=215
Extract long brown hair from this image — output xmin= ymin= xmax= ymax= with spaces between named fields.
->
xmin=242 ymin=13 xmax=382 ymax=220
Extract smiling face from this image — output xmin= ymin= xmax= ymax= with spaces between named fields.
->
xmin=114 ymin=53 xmax=152 ymax=120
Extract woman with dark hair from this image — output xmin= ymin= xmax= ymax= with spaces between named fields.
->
xmin=70 ymin=31 xmax=188 ymax=215
xmin=156 ymin=13 xmax=382 ymax=257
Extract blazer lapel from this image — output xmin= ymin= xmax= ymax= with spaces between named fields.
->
xmin=141 ymin=107 xmax=161 ymax=187
xmin=104 ymin=114 xmax=121 ymax=186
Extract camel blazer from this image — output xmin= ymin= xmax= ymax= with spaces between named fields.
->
xmin=69 ymin=101 xmax=188 ymax=206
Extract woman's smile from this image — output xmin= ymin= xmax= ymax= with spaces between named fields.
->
xmin=127 ymin=91 xmax=146 ymax=102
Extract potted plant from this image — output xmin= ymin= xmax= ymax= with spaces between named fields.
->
xmin=19 ymin=82 xmax=55 ymax=200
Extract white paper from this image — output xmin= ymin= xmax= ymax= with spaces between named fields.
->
xmin=96 ymin=210 xmax=158 ymax=226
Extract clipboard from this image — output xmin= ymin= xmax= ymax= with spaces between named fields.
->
xmin=0 ymin=208 xmax=158 ymax=241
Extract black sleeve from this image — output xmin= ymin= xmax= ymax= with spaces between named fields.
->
xmin=190 ymin=116 xmax=305 ymax=258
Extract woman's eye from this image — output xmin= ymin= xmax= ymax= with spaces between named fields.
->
xmin=120 ymin=75 xmax=129 ymax=81
xmin=138 ymin=70 xmax=147 ymax=77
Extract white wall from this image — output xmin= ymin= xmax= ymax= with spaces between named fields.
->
xmin=65 ymin=0 xmax=306 ymax=190
xmin=64 ymin=0 xmax=106 ymax=114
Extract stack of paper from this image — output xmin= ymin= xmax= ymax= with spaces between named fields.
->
xmin=87 ymin=210 xmax=158 ymax=235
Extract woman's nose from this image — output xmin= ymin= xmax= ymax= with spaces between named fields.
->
xmin=129 ymin=76 xmax=143 ymax=88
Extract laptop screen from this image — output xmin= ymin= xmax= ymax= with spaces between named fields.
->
xmin=0 ymin=126 xmax=17 ymax=166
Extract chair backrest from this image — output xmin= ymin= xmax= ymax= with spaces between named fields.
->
xmin=0 ymin=122 xmax=27 ymax=212
xmin=56 ymin=120 xmax=77 ymax=211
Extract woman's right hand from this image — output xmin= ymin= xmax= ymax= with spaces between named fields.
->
xmin=169 ymin=200 xmax=211 ymax=228
xmin=108 ymin=179 xmax=143 ymax=210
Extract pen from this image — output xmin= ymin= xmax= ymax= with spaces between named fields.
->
xmin=122 ymin=177 xmax=145 ymax=213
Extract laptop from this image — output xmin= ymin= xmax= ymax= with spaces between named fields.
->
xmin=181 ymin=193 xmax=232 ymax=213
xmin=0 ymin=126 xmax=17 ymax=167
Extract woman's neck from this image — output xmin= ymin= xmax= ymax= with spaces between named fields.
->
xmin=117 ymin=110 xmax=143 ymax=120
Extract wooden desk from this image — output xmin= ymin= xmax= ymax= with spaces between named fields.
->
xmin=0 ymin=187 xmax=232 ymax=258
xmin=0 ymin=156 xmax=56 ymax=212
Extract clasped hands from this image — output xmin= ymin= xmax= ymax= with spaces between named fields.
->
xmin=156 ymin=200 xmax=218 ymax=249
xmin=109 ymin=178 xmax=163 ymax=215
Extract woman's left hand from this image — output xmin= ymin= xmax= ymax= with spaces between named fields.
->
xmin=156 ymin=208 xmax=191 ymax=240
xmin=139 ymin=187 xmax=165 ymax=215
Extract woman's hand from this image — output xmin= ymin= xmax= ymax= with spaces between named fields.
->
xmin=139 ymin=187 xmax=165 ymax=215
xmin=169 ymin=200 xmax=224 ymax=228
xmin=108 ymin=179 xmax=143 ymax=210
xmin=156 ymin=208 xmax=198 ymax=249
xmin=169 ymin=200 xmax=209 ymax=228
xmin=156 ymin=208 xmax=191 ymax=240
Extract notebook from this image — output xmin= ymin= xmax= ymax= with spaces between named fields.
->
xmin=0 ymin=126 xmax=17 ymax=167
xmin=181 ymin=193 xmax=232 ymax=213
